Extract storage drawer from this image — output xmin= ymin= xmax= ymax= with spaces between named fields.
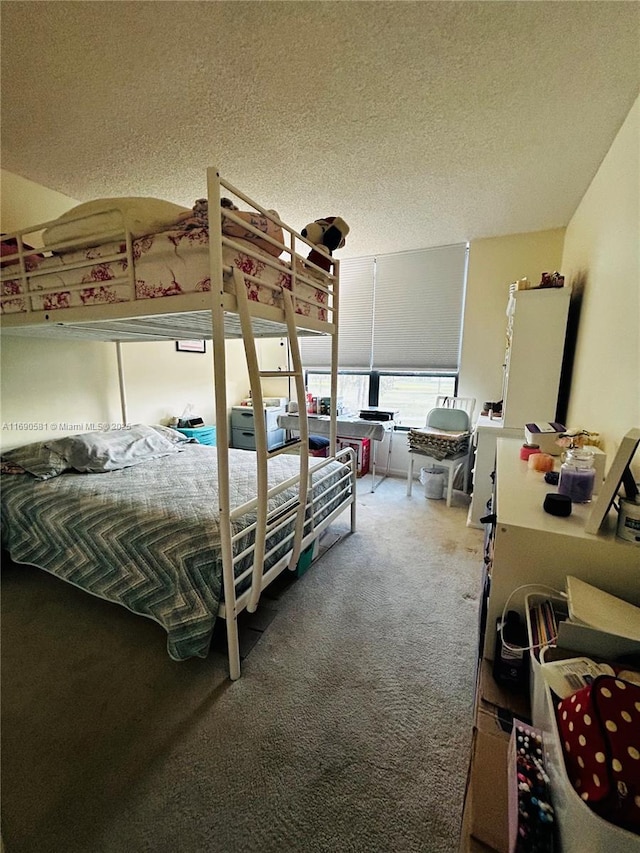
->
xmin=176 ymin=426 xmax=216 ymax=446
xmin=231 ymin=407 xmax=283 ymax=431
xmin=232 ymin=427 xmax=286 ymax=451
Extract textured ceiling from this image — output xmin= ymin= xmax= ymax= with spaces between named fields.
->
xmin=1 ymin=1 xmax=639 ymax=259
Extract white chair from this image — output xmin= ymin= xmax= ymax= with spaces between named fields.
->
xmin=406 ymin=406 xmax=473 ymax=506
xmin=436 ymin=395 xmax=476 ymax=424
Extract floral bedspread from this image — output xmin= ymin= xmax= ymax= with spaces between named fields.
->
xmin=1 ymin=224 xmax=328 ymax=321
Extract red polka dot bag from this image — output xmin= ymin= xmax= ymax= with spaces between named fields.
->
xmin=556 ymin=675 xmax=640 ymax=833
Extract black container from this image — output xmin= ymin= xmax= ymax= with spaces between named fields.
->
xmin=493 ymin=610 xmax=528 ymax=690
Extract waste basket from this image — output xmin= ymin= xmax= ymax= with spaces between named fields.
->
xmin=420 ymin=466 xmax=446 ymax=500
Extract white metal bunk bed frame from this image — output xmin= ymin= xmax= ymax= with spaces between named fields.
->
xmin=0 ymin=166 xmax=357 ymax=680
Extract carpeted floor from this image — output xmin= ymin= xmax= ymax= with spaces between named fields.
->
xmin=1 ymin=475 xmax=483 ymax=853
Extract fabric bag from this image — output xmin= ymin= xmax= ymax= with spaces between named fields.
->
xmin=556 ymin=674 xmax=640 ymax=833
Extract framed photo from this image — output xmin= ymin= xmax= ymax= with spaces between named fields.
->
xmin=585 ymin=428 xmax=640 ymax=534
xmin=176 ymin=340 xmax=206 ymax=354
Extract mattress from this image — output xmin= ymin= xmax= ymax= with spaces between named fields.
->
xmin=0 ymin=224 xmax=329 ymax=321
xmin=0 ymin=445 xmax=348 ymax=660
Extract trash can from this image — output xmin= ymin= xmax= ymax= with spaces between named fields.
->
xmin=420 ymin=466 xmax=446 ymax=500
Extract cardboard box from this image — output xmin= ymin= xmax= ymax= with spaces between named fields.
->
xmin=336 ymin=437 xmax=370 ymax=477
xmin=524 ymin=422 xmax=566 ymax=455
xmin=459 ymin=658 xmax=533 ymax=852
xmin=466 ymin=715 xmax=511 ymax=853
xmin=460 ymin=778 xmax=503 ymax=853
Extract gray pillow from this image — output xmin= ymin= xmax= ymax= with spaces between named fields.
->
xmin=1 ymin=441 xmax=70 ymax=480
xmin=49 ymin=424 xmax=179 ymax=473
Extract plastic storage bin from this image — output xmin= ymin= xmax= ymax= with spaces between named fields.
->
xmin=538 ymin=680 xmax=640 ymax=853
xmin=176 ymin=425 xmax=216 ymax=446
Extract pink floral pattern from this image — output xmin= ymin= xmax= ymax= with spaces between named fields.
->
xmin=1 ymin=224 xmax=329 ymax=322
xmin=42 ymin=292 xmax=71 ymax=310
xmin=233 ymin=252 xmax=266 ymax=279
xmin=1 ymin=297 xmax=26 ymax=314
xmin=81 ymin=263 xmax=115 ymax=283
xmin=80 ymin=286 xmax=123 ymax=305
xmin=136 ymin=276 xmax=183 ymax=299
xmin=2 ymin=279 xmax=22 ymax=295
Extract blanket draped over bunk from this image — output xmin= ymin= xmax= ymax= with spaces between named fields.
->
xmin=1 ymin=215 xmax=328 ymax=321
xmin=0 ymin=445 xmax=346 ymax=660
xmin=407 ymin=426 xmax=470 ymax=460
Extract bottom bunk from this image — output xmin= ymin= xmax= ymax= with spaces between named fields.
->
xmin=0 ymin=426 xmax=356 ymax=670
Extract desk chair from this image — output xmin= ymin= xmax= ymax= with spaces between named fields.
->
xmin=406 ymin=406 xmax=472 ymax=506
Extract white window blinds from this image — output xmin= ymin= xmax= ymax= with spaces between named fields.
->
xmin=300 ymin=255 xmax=374 ymax=369
xmin=373 ymin=244 xmax=467 ymax=371
xmin=300 ymin=243 xmax=467 ymax=371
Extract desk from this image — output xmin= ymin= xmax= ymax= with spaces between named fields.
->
xmin=277 ymin=413 xmax=395 ymax=491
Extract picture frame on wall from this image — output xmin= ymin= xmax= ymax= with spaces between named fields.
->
xmin=176 ymin=340 xmax=206 ymax=353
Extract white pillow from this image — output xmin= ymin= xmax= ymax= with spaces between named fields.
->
xmin=49 ymin=424 xmax=180 ymax=473
xmin=42 ymin=197 xmax=191 ymax=248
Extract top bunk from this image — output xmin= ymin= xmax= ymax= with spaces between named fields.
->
xmin=0 ymin=167 xmax=340 ymax=342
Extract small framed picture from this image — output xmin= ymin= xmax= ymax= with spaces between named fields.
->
xmin=585 ymin=427 xmax=640 ymax=534
xmin=176 ymin=340 xmax=206 ymax=353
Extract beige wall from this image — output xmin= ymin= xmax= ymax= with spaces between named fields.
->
xmin=1 ymin=170 xmax=77 ymax=235
xmin=1 ymin=332 xmax=261 ymax=450
xmin=1 ymin=172 xmax=122 ymax=448
xmin=458 ymin=229 xmax=566 ymax=413
xmin=560 ymin=94 xmax=639 ymax=470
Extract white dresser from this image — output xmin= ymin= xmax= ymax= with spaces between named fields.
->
xmin=467 ymin=415 xmax=522 ymax=528
xmin=230 ymin=406 xmax=286 ymax=451
xmin=462 ymin=436 xmax=640 ymax=853
xmin=483 ymin=437 xmax=640 ymax=662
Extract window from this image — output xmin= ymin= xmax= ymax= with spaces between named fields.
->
xmin=378 ymin=374 xmax=456 ymax=427
xmin=300 ymin=243 xmax=468 ymax=427
xmin=306 ymin=372 xmax=369 ymax=415
xmin=305 ymin=371 xmax=457 ymax=428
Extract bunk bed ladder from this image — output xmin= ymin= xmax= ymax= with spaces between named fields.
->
xmin=233 ymin=268 xmax=310 ymax=614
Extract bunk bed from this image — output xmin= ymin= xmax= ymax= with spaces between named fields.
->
xmin=0 ymin=167 xmax=357 ymax=680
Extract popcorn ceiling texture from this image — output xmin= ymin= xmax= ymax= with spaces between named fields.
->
xmin=1 ymin=1 xmax=639 ymax=258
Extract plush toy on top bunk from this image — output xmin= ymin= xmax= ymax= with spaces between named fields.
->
xmin=301 ymin=217 xmax=350 ymax=272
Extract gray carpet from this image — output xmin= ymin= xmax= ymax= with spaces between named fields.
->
xmin=1 ymin=475 xmax=483 ymax=853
